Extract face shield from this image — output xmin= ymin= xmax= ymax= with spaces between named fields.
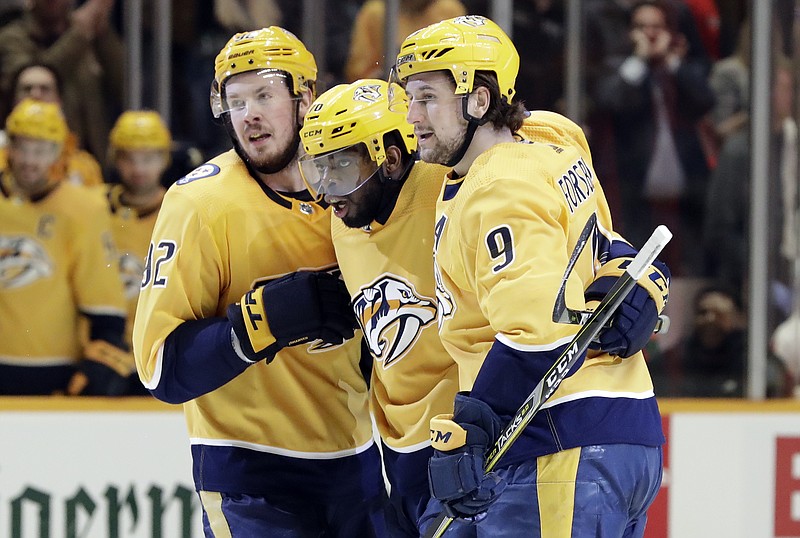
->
xmin=210 ymin=70 xmax=300 ymax=119
xmin=386 ymin=68 xmax=409 ymax=113
xmin=298 ymin=144 xmax=379 ymax=199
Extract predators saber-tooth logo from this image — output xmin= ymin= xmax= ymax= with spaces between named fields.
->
xmin=119 ymin=252 xmax=145 ymax=299
xmin=0 ymin=235 xmax=53 ymax=289
xmin=353 ymin=84 xmax=382 ymax=103
xmin=353 ymin=275 xmax=436 ymax=368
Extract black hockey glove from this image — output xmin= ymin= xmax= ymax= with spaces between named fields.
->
xmin=227 ymin=270 xmax=357 ymax=363
xmin=428 ymin=392 xmax=507 ymax=520
xmin=68 ymin=340 xmax=133 ymax=396
xmin=586 ymin=258 xmax=670 ymax=358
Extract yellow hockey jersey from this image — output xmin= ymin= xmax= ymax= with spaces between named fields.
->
xmin=332 ymin=160 xmax=459 ymax=494
xmin=133 ymin=150 xmax=378 ymax=497
xmin=433 ymin=112 xmax=665 ymax=465
xmin=104 ymin=184 xmax=162 ymax=347
xmin=0 ymin=175 xmax=125 ymax=366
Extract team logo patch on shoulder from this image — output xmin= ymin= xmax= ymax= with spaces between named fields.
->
xmin=176 ymin=164 xmax=220 ymax=185
xmin=353 ymin=275 xmax=437 ymax=368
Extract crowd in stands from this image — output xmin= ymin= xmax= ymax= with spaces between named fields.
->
xmin=0 ymin=0 xmax=796 ymax=398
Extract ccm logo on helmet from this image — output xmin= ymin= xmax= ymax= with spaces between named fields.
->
xmin=397 ymin=53 xmax=415 ymax=66
xmin=303 ymin=129 xmax=322 ymax=138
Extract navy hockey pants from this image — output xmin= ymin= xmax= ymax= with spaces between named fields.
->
xmin=419 ymin=443 xmax=663 ymax=537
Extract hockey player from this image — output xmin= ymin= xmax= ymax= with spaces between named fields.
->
xmin=101 ymin=110 xmax=172 ymax=395
xmin=132 ymin=28 xmax=387 ymax=537
xmin=299 ymin=79 xmax=463 ymax=537
xmin=0 ymin=98 xmax=129 ymax=395
xmin=392 ymin=16 xmax=670 ymax=536
xmin=0 ymin=62 xmax=104 ymax=187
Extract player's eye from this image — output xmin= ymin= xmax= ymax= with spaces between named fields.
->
xmin=226 ymin=98 xmax=245 ymax=110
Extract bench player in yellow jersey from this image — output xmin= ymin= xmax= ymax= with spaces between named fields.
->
xmin=133 ymin=28 xmax=386 ymax=537
xmin=0 ymin=98 xmax=128 ymax=395
xmin=299 ymin=79 xmax=464 ymax=537
xmin=391 ymin=16 xmax=670 ymax=537
xmin=0 ymin=62 xmax=104 ymax=187
xmin=100 ymin=110 xmax=172 ymax=395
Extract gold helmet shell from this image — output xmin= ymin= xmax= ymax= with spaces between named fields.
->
xmin=301 ymin=79 xmax=416 ymax=164
xmin=5 ymin=98 xmax=68 ymax=145
xmin=395 ymin=15 xmax=519 ymax=101
xmin=110 ymin=110 xmax=172 ymax=152
xmin=211 ymin=27 xmax=317 ymax=117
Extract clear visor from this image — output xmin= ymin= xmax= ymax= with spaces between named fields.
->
xmin=210 ymin=70 xmax=299 ymax=118
xmin=386 ymin=68 xmax=409 ymax=113
xmin=298 ymin=144 xmax=379 ymax=199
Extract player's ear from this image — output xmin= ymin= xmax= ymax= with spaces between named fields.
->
xmin=297 ymin=87 xmax=314 ymax=118
xmin=383 ymin=146 xmax=403 ymax=178
xmin=467 ymin=86 xmax=490 ymax=121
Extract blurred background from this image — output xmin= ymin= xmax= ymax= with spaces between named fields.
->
xmin=0 ymin=0 xmax=797 ymax=401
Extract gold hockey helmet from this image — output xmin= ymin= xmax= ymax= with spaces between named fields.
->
xmin=211 ymin=27 xmax=317 ymax=118
xmin=110 ymin=110 xmax=172 ymax=152
xmin=299 ymin=79 xmax=416 ymax=198
xmin=393 ymin=15 xmax=519 ymax=101
xmin=5 ymin=98 xmax=68 ymax=145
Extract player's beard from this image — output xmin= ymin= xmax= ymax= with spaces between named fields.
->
xmin=340 ymin=174 xmax=385 ymax=229
xmin=418 ymin=123 xmax=468 ymax=167
xmin=249 ymin=130 xmax=302 ymax=175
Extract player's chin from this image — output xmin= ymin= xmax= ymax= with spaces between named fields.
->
xmin=418 ymin=147 xmax=449 ymax=166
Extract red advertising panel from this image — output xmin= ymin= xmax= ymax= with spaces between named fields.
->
xmin=775 ymin=437 xmax=800 ymax=536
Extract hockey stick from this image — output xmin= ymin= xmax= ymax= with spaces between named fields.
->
xmin=552 ymin=214 xmax=669 ymax=334
xmin=423 ymin=224 xmax=672 ymax=538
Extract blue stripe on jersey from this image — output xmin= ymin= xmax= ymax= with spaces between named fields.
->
xmin=471 ymin=337 xmax=584 ymax=419
xmin=153 ymin=318 xmax=249 ymax=403
xmin=190 ymin=443 xmax=386 ymax=500
xmin=469 ymin=339 xmax=664 ymax=467
xmin=381 ymin=442 xmax=433 ymax=496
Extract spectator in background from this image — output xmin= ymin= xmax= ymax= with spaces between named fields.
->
xmin=0 ymin=0 xmax=124 ymax=161
xmin=0 ymin=62 xmax=104 ymax=187
xmin=708 ymin=18 xmax=750 ymax=143
xmin=593 ymin=0 xmax=715 ymax=276
xmin=345 ymin=0 xmax=466 ymax=82
xmin=583 ymin=0 xmax=710 ymax=223
xmin=666 ymin=285 xmax=790 ymax=398
xmin=704 ymin=57 xmax=796 ymax=311
xmin=104 ymin=110 xmax=171 ymax=396
xmin=0 ymin=99 xmax=130 ymax=396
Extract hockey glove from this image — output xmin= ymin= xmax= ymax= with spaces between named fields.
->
xmin=68 ymin=340 xmax=134 ymax=396
xmin=227 ymin=270 xmax=357 ymax=363
xmin=586 ymin=257 xmax=670 ymax=358
xmin=428 ymin=392 xmax=507 ymax=520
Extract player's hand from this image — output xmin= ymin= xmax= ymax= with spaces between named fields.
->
xmin=428 ymin=392 xmax=507 ymax=520
xmin=586 ymin=278 xmax=659 ymax=358
xmin=68 ymin=340 xmax=133 ymax=396
xmin=227 ymin=270 xmax=357 ymax=363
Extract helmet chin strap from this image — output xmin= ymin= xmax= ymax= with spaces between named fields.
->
xmin=445 ymin=94 xmax=489 ymax=168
